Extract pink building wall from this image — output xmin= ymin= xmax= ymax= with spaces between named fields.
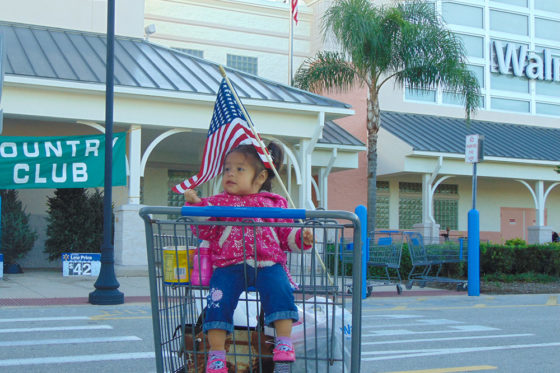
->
xmin=325 ymin=86 xmax=369 ymax=212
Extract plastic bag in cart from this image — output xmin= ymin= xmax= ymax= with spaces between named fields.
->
xmin=191 ymin=290 xmax=273 ymax=331
xmin=291 ymin=296 xmax=352 ymax=372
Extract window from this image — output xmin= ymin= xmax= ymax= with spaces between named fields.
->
xmin=535 ymin=0 xmax=560 ymax=13
xmin=398 ymin=182 xmax=422 ymax=229
xmin=442 ymin=93 xmax=485 ymax=108
xmin=376 ymin=181 xmax=390 ymax=229
xmin=491 ymin=97 xmax=530 ymax=112
xmin=398 ymin=183 xmax=459 ymax=230
xmin=491 ymin=0 xmax=527 ymax=7
xmin=490 ymin=73 xmax=529 ymax=93
xmin=434 ymin=200 xmax=458 ymax=231
xmin=405 ymin=88 xmax=436 ymax=103
xmin=536 ymin=102 xmax=560 ymax=116
xmin=168 ymin=170 xmax=194 ymax=207
xmin=442 ymin=3 xmax=483 ymax=29
xmin=535 ymin=18 xmax=560 ymax=42
xmin=455 ymin=33 xmax=485 ymax=59
xmin=172 ymin=48 xmax=204 ymax=58
xmin=536 ymin=81 xmax=560 ymax=97
xmin=227 ymin=54 xmax=258 ymax=75
xmin=434 ymin=184 xmax=459 ymax=231
xmin=490 ymin=10 xmax=528 ymax=35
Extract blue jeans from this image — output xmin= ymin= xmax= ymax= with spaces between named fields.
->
xmin=203 ymin=263 xmax=298 ymax=334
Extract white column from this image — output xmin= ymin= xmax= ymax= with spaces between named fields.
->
xmin=422 ymin=173 xmax=431 ymax=224
xmin=319 ymin=168 xmax=327 ymax=209
xmin=536 ymin=180 xmax=545 ymax=226
xmin=298 ymin=139 xmax=311 ymax=208
xmin=128 ymin=125 xmax=142 ymax=204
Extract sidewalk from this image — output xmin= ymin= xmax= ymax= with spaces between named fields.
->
xmin=0 ymin=268 xmax=461 ymax=307
xmin=0 ymin=267 xmax=152 ymax=306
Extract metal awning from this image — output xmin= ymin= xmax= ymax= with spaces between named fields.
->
xmin=381 ymin=111 xmax=560 ymax=161
xmin=0 ymin=21 xmax=351 ymax=110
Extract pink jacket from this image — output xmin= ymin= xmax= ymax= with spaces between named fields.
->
xmin=185 ymin=192 xmax=310 ymax=269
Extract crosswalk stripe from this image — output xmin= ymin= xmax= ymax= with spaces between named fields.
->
xmin=362 ymin=342 xmax=560 ymax=361
xmin=0 ymin=336 xmax=141 ymax=347
xmin=362 ymin=333 xmax=533 ymax=345
xmin=0 ymin=317 xmax=89 ymax=323
xmin=0 ymin=325 xmax=112 ymax=333
xmin=0 ymin=352 xmax=155 ymax=366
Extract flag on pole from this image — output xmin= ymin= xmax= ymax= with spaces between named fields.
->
xmin=172 ymin=79 xmax=271 ymax=194
xmin=291 ymin=0 xmax=299 ymax=24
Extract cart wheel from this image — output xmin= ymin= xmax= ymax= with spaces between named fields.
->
xmin=366 ymin=285 xmax=373 ymax=297
xmin=457 ymin=283 xmax=468 ymax=291
xmin=419 ymin=281 xmax=427 ymax=288
xmin=396 ymin=284 xmax=403 ymax=295
xmin=405 ymin=281 xmax=413 ymax=290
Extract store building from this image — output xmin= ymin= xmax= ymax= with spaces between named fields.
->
xmin=143 ymin=0 xmax=560 ymax=243
xmin=0 ymin=0 xmax=363 ymax=269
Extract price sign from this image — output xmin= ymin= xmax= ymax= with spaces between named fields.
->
xmin=465 ymin=134 xmax=484 ymax=163
xmin=62 ymin=253 xmax=101 ymax=277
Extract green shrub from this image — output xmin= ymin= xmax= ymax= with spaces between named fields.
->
xmin=0 ymin=190 xmax=38 ymax=265
xmin=43 ymin=188 xmax=109 ymax=261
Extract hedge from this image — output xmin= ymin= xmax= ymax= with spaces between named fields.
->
xmin=327 ymin=242 xmax=560 ymax=280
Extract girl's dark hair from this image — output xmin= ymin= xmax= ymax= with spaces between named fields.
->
xmin=225 ymin=141 xmax=284 ymax=192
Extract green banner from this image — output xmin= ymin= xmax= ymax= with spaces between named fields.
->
xmin=0 ymin=133 xmax=126 ymax=189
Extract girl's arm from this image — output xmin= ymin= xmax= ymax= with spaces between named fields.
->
xmin=183 ymin=192 xmax=219 ymax=241
xmin=276 ymin=225 xmax=313 ymax=253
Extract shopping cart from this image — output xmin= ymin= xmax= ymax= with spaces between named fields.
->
xmin=366 ymin=231 xmax=404 ymax=295
xmin=140 ymin=206 xmax=363 ymax=373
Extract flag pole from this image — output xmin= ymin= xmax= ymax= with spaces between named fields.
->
xmin=288 ymin=0 xmax=294 ymax=85
xmin=218 ymin=66 xmax=333 ymax=286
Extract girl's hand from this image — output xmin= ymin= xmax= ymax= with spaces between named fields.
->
xmin=302 ymin=228 xmax=314 ymax=246
xmin=184 ymin=189 xmax=201 ymax=204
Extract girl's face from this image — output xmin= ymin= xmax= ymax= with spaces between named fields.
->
xmin=222 ymin=151 xmax=266 ymax=196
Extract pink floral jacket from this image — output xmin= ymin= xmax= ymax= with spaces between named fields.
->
xmin=185 ymin=192 xmax=310 ymax=269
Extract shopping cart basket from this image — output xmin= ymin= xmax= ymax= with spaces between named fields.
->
xmin=139 ymin=206 xmax=363 ymax=373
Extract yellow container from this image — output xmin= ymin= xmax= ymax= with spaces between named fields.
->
xmin=162 ymin=246 xmax=196 ymax=284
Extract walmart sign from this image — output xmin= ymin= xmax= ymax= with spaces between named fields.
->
xmin=492 ymin=40 xmax=560 ymax=82
xmin=0 ymin=133 xmax=126 ymax=189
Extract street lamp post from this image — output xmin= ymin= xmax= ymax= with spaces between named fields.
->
xmin=89 ymin=0 xmax=124 ymax=305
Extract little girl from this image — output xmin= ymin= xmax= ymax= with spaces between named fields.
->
xmin=184 ymin=142 xmax=313 ymax=373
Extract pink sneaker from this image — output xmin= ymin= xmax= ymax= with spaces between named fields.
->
xmin=206 ymin=356 xmax=228 ymax=373
xmin=273 ymin=342 xmax=295 ymax=363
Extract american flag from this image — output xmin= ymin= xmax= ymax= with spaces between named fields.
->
xmin=172 ymin=79 xmax=271 ymax=194
xmin=292 ymin=0 xmax=298 ymax=24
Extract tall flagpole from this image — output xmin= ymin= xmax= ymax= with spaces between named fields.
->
xmin=288 ymin=0 xmax=294 ymax=85
xmin=219 ymin=66 xmax=333 ymax=285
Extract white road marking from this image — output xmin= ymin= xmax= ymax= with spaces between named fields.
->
xmin=366 ymin=319 xmax=463 ymax=329
xmin=362 ymin=333 xmax=533 ymax=345
xmin=0 ymin=336 xmax=141 ymax=347
xmin=363 ymin=325 xmax=498 ymax=337
xmin=0 ymin=352 xmax=155 ymax=366
xmin=363 ymin=314 xmax=424 ymax=319
xmin=0 ymin=316 xmax=89 ymax=323
xmin=0 ymin=325 xmax=113 ymax=333
xmin=361 ymin=342 xmax=560 ymax=361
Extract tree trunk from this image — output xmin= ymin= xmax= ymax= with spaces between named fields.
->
xmin=366 ymin=87 xmax=380 ymax=237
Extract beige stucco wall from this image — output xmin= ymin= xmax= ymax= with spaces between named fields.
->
xmin=144 ymin=0 xmax=312 ymax=85
xmin=0 ymin=0 xmax=144 ymax=37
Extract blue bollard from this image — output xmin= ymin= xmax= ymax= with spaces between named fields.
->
xmin=467 ymin=209 xmax=480 ymax=296
xmin=354 ymin=205 xmax=368 ymax=299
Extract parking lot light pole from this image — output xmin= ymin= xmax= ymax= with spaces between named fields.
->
xmin=89 ymin=0 xmax=124 ymax=305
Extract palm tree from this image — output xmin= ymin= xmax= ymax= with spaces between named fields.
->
xmin=294 ymin=0 xmax=480 ymax=235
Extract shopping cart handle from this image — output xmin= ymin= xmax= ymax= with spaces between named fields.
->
xmin=181 ymin=206 xmax=307 ymax=219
